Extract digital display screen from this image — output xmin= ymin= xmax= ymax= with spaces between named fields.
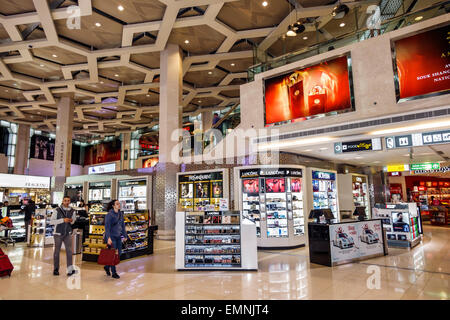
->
xmin=265 ymin=178 xmax=286 ymax=193
xmin=264 ymin=56 xmax=353 ymax=125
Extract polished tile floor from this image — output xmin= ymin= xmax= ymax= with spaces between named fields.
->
xmin=0 ymin=225 xmax=448 ymax=300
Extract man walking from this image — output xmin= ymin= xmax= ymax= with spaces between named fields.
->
xmin=50 ymin=196 xmax=77 ymax=276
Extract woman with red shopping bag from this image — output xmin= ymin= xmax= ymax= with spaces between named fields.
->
xmin=100 ymin=199 xmax=127 ymax=279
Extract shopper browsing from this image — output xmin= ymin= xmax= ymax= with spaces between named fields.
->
xmin=50 ymin=196 xmax=77 ymax=276
xmin=104 ymin=199 xmax=127 ymax=279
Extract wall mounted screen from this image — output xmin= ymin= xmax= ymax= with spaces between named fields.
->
xmin=264 ymin=55 xmax=354 ymax=126
xmin=394 ymin=24 xmax=450 ymax=102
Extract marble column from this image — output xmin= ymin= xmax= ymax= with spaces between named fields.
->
xmin=154 ymin=43 xmax=182 ymax=240
xmin=53 ymin=96 xmax=74 ymax=192
xmin=121 ymin=132 xmax=131 ymax=170
xmin=13 ymin=124 xmax=30 ymax=175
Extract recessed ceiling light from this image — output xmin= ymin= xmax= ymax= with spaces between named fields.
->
xmin=304 ymin=149 xmax=312 ymax=152
xmin=40 ymin=64 xmax=44 ymax=67
xmin=355 ymin=156 xmax=363 ymax=159
xmin=319 ymin=147 xmax=328 ymax=150
xmin=262 ymin=1 xmax=268 ymax=6
xmin=95 ymin=22 xmax=101 ymax=27
xmin=198 ymin=100 xmax=202 ymax=103
xmin=146 ymin=94 xmax=150 ymax=97
xmin=339 ymin=22 xmax=346 ymax=27
xmin=5 ymin=90 xmax=8 ymax=92
xmin=303 ymin=36 xmax=308 ymax=40
xmin=118 ymin=5 xmax=124 ymax=11
xmin=37 ymin=111 xmax=41 ymax=114
xmin=415 ymin=16 xmax=423 ymax=21
xmin=100 ymin=81 xmax=104 ymax=84
xmin=184 ymin=40 xmax=189 ymax=44
xmin=52 ymin=54 xmax=57 ymax=57
xmin=114 ymin=74 xmax=119 ymax=77
xmin=208 ymin=71 xmax=212 ymax=75
xmin=230 ymin=63 xmax=235 ymax=66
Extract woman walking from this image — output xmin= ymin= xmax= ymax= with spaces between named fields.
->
xmin=104 ymin=199 xmax=127 ymax=279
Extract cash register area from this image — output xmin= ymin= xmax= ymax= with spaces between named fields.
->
xmin=0 ymin=225 xmax=448 ymax=300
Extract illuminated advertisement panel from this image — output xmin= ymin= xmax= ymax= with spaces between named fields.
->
xmin=264 ymin=55 xmax=354 ymax=126
xmin=394 ymin=25 xmax=450 ymax=101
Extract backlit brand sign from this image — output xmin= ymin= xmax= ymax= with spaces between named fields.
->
xmin=119 ymin=179 xmax=146 ymax=187
xmin=179 ymin=171 xmax=223 ymax=182
xmin=88 ymin=163 xmax=116 ymax=175
xmin=410 ymin=163 xmax=440 ymax=171
xmin=0 ymin=174 xmax=50 ymax=189
xmin=386 ymin=164 xmax=409 ymax=172
xmin=88 ymin=181 xmax=111 ymax=188
xmin=334 ymin=138 xmax=382 ymax=154
xmin=312 ymin=171 xmax=335 ymax=180
xmin=240 ymin=168 xmax=303 ymax=178
xmin=411 ymin=166 xmax=450 ymax=174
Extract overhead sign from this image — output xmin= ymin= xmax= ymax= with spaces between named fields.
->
xmin=334 ymin=138 xmax=382 ymax=154
xmin=386 ymin=164 xmax=409 ymax=172
xmin=240 ymin=168 xmax=303 ymax=178
xmin=0 ymin=174 xmax=50 ymax=189
xmin=88 ymin=163 xmax=116 ymax=175
xmin=312 ymin=170 xmax=336 ymax=180
xmin=386 ymin=129 xmax=450 ymax=149
xmin=411 ymin=166 xmax=450 ymax=174
xmin=410 ymin=163 xmax=440 ymax=171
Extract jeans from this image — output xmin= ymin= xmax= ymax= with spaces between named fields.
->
xmin=54 ymin=234 xmax=73 ymax=271
xmin=106 ymin=237 xmax=122 ymax=274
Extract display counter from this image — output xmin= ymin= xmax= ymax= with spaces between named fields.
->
xmin=175 ymin=210 xmax=257 ymax=271
xmin=308 ymin=219 xmax=386 ymax=267
xmin=372 ymin=203 xmax=423 ymax=248
xmin=307 ymin=168 xmax=339 ymax=222
xmin=234 ymin=165 xmax=306 ymax=249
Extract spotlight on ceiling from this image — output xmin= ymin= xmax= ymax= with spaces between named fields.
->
xmin=286 ymin=25 xmax=297 ymax=37
xmin=293 ymin=22 xmax=305 ymax=34
xmin=332 ymin=4 xmax=349 ymax=19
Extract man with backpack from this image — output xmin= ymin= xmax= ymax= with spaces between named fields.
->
xmin=50 ymin=196 xmax=77 ymax=276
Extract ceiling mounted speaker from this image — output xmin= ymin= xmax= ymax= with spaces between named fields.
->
xmin=332 ymin=4 xmax=349 ymax=19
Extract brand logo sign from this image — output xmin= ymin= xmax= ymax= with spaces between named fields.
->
xmin=240 ymin=168 xmax=303 ymax=178
xmin=88 ymin=163 xmax=116 ymax=175
xmin=410 ymin=163 xmax=440 ymax=171
xmin=0 ymin=174 xmax=50 ymax=189
xmin=179 ymin=171 xmax=223 ymax=182
xmin=312 ymin=171 xmax=335 ymax=180
xmin=386 ymin=164 xmax=409 ymax=172
xmin=335 ymin=138 xmax=382 ymax=154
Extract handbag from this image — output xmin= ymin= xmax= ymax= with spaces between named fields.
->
xmin=97 ymin=245 xmax=120 ymax=266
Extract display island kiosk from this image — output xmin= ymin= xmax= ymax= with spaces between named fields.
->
xmin=308 ymin=209 xmax=387 ymax=267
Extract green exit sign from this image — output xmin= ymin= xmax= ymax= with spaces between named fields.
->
xmin=410 ymin=163 xmax=440 ymax=170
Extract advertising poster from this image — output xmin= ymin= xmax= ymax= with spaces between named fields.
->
xmin=84 ymin=139 xmax=121 ymax=166
xmin=211 ymin=181 xmax=223 ymax=198
xmin=358 ymin=220 xmax=384 ymax=257
xmin=290 ymin=178 xmax=302 ymax=193
xmin=195 ymin=182 xmax=209 ymax=199
xmin=265 ymin=178 xmax=285 ymax=193
xmin=394 ymin=25 xmax=450 ymax=101
xmin=142 ymin=157 xmax=158 ymax=168
xmin=243 ymin=178 xmax=259 ymax=195
xmin=329 ymin=223 xmax=360 ymax=263
xmin=264 ymin=56 xmax=353 ymax=125
xmin=30 ymin=135 xmax=55 ymax=161
xmin=180 ymin=183 xmax=193 ymax=199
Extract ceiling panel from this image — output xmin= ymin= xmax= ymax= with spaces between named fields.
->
xmin=217 ymin=57 xmax=254 ymax=73
xmin=220 ymin=89 xmax=240 ymax=98
xmin=130 ymin=52 xmax=160 ymax=69
xmin=217 ymin=0 xmax=291 ymax=31
xmin=76 ymin=79 xmax=120 ymax=94
xmin=126 ymin=93 xmax=159 ymax=106
xmin=0 ymin=86 xmax=26 ymax=102
xmin=91 ymin=0 xmax=166 ymax=24
xmin=0 ymin=0 xmax=36 ymax=15
xmin=322 ymin=8 xmax=359 ymax=39
xmin=195 ymin=97 xmax=222 ymax=107
xmin=168 ymin=25 xmax=226 ymax=55
xmin=0 ymin=80 xmax=40 ymax=90
xmin=98 ymin=66 xmax=146 ymax=85
xmin=54 ymin=11 xmax=123 ymax=49
xmin=267 ymin=31 xmax=328 ymax=57
xmin=32 ymin=46 xmax=87 ymax=65
xmin=9 ymin=60 xmax=64 ymax=80
xmin=184 ymin=68 xmax=228 ymax=88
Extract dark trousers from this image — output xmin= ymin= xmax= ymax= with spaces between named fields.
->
xmin=54 ymin=234 xmax=73 ymax=271
xmin=24 ymin=220 xmax=31 ymax=243
xmin=106 ymin=237 xmax=122 ymax=274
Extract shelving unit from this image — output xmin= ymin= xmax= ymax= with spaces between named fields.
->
xmin=8 ymin=207 xmax=25 ymax=241
xmin=428 ymin=206 xmax=449 ymax=226
xmin=184 ymin=211 xmax=241 ymax=268
xmin=242 ymin=192 xmax=261 ymax=237
xmin=28 ymin=208 xmax=46 ymax=247
xmin=266 ymin=194 xmax=288 ymax=238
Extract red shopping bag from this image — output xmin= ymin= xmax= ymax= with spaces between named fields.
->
xmin=97 ymin=247 xmax=120 ymax=266
xmin=0 ymin=254 xmax=14 ymax=277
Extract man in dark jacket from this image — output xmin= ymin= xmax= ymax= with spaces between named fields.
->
xmin=50 ymin=196 xmax=77 ymax=276
xmin=23 ymin=199 xmax=35 ymax=242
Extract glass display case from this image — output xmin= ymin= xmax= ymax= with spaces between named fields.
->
xmin=118 ymin=179 xmax=148 ymax=215
xmin=8 ymin=205 xmax=25 ymax=241
xmin=28 ymin=208 xmax=47 ymax=247
xmin=311 ymin=170 xmax=338 ymax=221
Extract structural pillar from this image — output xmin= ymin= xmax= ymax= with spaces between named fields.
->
xmin=53 ymin=96 xmax=74 ymax=192
xmin=121 ymin=132 xmax=131 ymax=170
xmin=201 ymin=111 xmax=213 ymax=132
xmin=155 ymin=43 xmax=182 ymax=240
xmin=14 ymin=124 xmax=30 ymax=175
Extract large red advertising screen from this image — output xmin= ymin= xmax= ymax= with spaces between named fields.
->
xmin=264 ymin=55 xmax=353 ymax=125
xmin=394 ymin=25 xmax=450 ymax=101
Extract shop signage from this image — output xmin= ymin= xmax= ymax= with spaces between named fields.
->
xmin=88 ymin=163 xmax=116 ymax=175
xmin=388 ymin=172 xmax=402 ymax=176
xmin=0 ymin=174 xmax=50 ymax=189
xmin=411 ymin=166 xmax=450 ymax=174
xmin=179 ymin=171 xmax=223 ymax=182
xmin=65 ymin=184 xmax=83 ymax=189
xmin=240 ymin=168 xmax=303 ymax=178
xmin=410 ymin=163 xmax=440 ymax=171
xmin=312 ymin=171 xmax=335 ymax=180
xmin=219 ymin=198 xmax=229 ymax=211
xmin=88 ymin=181 xmax=111 ymax=188
xmin=386 ymin=129 xmax=450 ymax=150
xmin=418 ymin=186 xmax=427 ymax=191
xmin=118 ymin=180 xmax=146 ymax=187
xmin=386 ymin=164 xmax=409 ymax=172
xmin=334 ymin=138 xmax=382 ymax=154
